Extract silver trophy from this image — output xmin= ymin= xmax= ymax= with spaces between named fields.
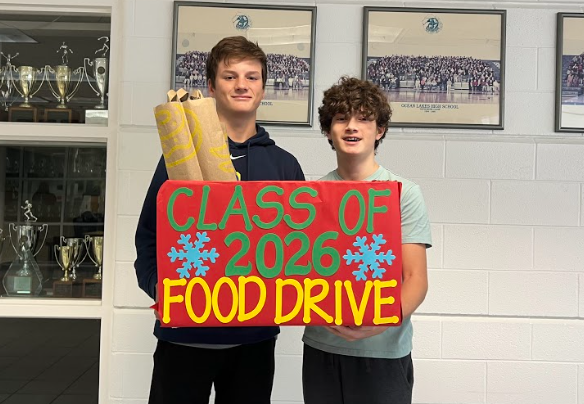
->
xmin=59 ymin=237 xmax=87 ymax=280
xmin=54 ymin=244 xmax=74 ymax=282
xmin=0 ymin=52 xmax=18 ymax=111
xmin=0 ymin=229 xmax=5 ymax=260
xmin=11 ymin=65 xmax=46 ymax=108
xmin=84 ymin=36 xmax=109 ymax=109
xmin=85 ymin=235 xmax=103 ymax=280
xmin=2 ymin=201 xmax=48 ymax=296
xmin=45 ymin=64 xmax=84 ymax=108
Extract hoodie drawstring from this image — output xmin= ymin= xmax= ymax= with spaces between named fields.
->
xmin=246 ymin=142 xmax=251 ymax=179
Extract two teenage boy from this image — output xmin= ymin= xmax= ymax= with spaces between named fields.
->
xmin=135 ymin=36 xmax=431 ymax=404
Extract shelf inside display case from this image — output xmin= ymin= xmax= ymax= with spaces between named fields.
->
xmin=0 ymin=13 xmax=111 ymax=125
xmin=1 ymin=144 xmax=107 ymax=300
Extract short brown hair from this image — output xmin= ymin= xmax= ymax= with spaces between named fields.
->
xmin=206 ymin=36 xmax=268 ymax=89
xmin=319 ymin=76 xmax=392 ymax=151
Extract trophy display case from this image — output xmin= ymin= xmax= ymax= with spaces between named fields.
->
xmin=0 ymin=145 xmax=106 ymax=299
xmin=0 ymin=13 xmax=111 ymax=124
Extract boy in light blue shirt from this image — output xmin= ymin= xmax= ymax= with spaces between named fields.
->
xmin=302 ymin=77 xmax=432 ymax=404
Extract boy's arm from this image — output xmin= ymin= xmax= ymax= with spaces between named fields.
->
xmin=325 ymin=242 xmax=428 ymax=342
xmin=399 ymin=243 xmax=428 ymax=318
xmin=134 ymin=157 xmax=167 ymax=301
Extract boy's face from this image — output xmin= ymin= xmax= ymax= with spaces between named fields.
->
xmin=208 ymin=58 xmax=264 ymax=119
xmin=327 ymin=111 xmax=384 ymax=158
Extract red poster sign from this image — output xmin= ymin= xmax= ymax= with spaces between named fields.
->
xmin=156 ymin=180 xmax=402 ymax=327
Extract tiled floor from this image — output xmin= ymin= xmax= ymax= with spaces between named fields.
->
xmin=0 ymin=318 xmax=99 ymax=404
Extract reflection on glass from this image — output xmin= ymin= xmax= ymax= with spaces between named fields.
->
xmin=69 ymin=148 xmax=106 ymax=178
xmin=22 ymin=179 xmax=63 ymax=222
xmin=65 ymin=180 xmax=105 ymax=223
xmin=24 ymin=147 xmax=65 ymax=178
xmin=4 ymin=179 xmax=20 ymax=221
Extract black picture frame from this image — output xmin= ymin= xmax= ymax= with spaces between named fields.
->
xmin=363 ymin=7 xmax=506 ymax=130
xmin=172 ymin=1 xmax=317 ymax=126
xmin=555 ymin=13 xmax=584 ymax=133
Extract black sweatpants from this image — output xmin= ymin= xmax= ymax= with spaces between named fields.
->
xmin=148 ymin=338 xmax=276 ymax=404
xmin=302 ymin=344 xmax=414 ymax=404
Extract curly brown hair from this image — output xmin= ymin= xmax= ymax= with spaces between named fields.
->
xmin=319 ymin=76 xmax=392 ymax=151
xmin=206 ymin=36 xmax=268 ymax=89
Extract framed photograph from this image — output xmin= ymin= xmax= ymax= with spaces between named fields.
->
xmin=172 ymin=2 xmax=316 ymax=126
xmin=363 ymin=7 xmax=506 ymax=129
xmin=556 ymin=13 xmax=584 ymax=133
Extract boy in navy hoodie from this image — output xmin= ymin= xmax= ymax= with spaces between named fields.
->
xmin=135 ymin=36 xmax=305 ymax=404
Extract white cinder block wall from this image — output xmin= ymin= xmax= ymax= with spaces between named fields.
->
xmin=111 ymin=0 xmax=584 ymax=403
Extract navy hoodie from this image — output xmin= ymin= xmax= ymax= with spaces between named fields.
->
xmin=134 ymin=125 xmax=305 ymax=344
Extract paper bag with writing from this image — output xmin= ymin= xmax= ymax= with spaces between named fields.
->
xmin=182 ymin=90 xmax=237 ymax=181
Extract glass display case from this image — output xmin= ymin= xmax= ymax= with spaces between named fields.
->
xmin=0 ymin=145 xmax=106 ymax=299
xmin=0 ymin=14 xmax=111 ymax=124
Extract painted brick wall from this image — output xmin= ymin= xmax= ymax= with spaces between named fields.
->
xmin=111 ymin=0 xmax=584 ymax=403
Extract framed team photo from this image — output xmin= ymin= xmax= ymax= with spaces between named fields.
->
xmin=172 ymin=2 xmax=316 ymax=126
xmin=363 ymin=7 xmax=506 ymax=129
xmin=555 ymin=13 xmax=584 ymax=133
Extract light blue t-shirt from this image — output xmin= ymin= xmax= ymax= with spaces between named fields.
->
xmin=302 ymin=166 xmax=432 ymax=359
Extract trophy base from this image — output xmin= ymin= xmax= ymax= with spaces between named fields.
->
xmin=45 ymin=108 xmax=72 ymax=123
xmin=53 ymin=281 xmax=79 ymax=297
xmin=8 ymin=107 xmax=38 ymax=122
xmin=85 ymin=109 xmax=108 ymax=125
xmin=82 ymin=279 xmax=102 ymax=299
xmin=3 ymin=274 xmax=35 ymax=296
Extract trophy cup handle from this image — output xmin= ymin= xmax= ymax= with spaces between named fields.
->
xmin=33 ymin=224 xmax=48 ymax=257
xmin=28 ymin=66 xmax=47 ymax=99
xmin=44 ymin=65 xmax=61 ymax=100
xmin=8 ymin=223 xmax=24 ymax=258
xmin=65 ymin=67 xmax=85 ymax=102
xmin=10 ymin=65 xmax=26 ymax=98
xmin=54 ymin=244 xmax=64 ymax=268
xmin=83 ymin=58 xmax=101 ymax=97
xmin=84 ymin=235 xmax=98 ymax=266
xmin=79 ymin=240 xmax=90 ymax=265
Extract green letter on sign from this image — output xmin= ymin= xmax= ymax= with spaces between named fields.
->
xmin=339 ymin=190 xmax=365 ymax=236
xmin=219 ymin=185 xmax=253 ymax=231
xmin=253 ymin=186 xmax=284 ymax=229
xmin=284 ymin=187 xmax=317 ymax=230
xmin=168 ymin=187 xmax=194 ymax=232
xmin=367 ymin=188 xmax=390 ymax=233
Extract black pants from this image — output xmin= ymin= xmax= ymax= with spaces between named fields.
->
xmin=148 ymin=338 xmax=276 ymax=404
xmin=302 ymin=344 xmax=413 ymax=404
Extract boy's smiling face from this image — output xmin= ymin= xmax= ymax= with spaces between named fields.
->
xmin=327 ymin=111 xmax=384 ymax=158
xmin=208 ymin=58 xmax=265 ymax=119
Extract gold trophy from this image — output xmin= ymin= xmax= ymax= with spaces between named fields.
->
xmin=45 ymin=65 xmax=84 ymax=109
xmin=11 ymin=65 xmax=46 ymax=108
xmin=61 ymin=237 xmax=87 ymax=281
xmin=85 ymin=235 xmax=103 ymax=279
xmin=83 ymin=235 xmax=103 ymax=298
xmin=53 ymin=244 xmax=74 ymax=298
xmin=54 ymin=244 xmax=73 ymax=282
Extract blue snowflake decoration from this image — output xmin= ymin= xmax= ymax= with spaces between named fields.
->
xmin=167 ymin=232 xmax=219 ymax=279
xmin=343 ymin=235 xmax=396 ymax=281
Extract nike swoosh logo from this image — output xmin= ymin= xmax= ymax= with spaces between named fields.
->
xmin=230 ymin=154 xmax=246 ymax=160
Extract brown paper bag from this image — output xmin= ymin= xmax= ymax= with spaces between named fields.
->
xmin=154 ymin=89 xmax=203 ymax=180
xmin=182 ymin=91 xmax=237 ymax=181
